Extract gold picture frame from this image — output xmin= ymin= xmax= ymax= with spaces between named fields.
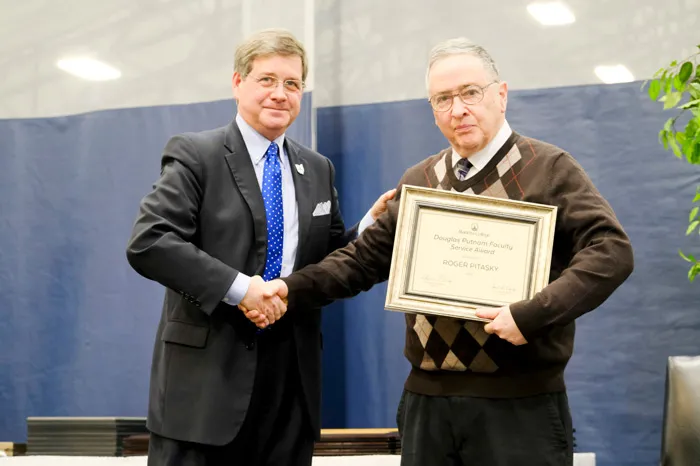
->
xmin=385 ymin=185 xmax=557 ymax=322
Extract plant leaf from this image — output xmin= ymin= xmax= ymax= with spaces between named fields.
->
xmin=680 ymin=99 xmax=700 ymax=109
xmin=649 ymin=80 xmax=661 ymax=100
xmin=664 ymin=117 xmax=674 ymax=132
xmin=689 ymin=140 xmax=700 ymax=164
xmin=691 ymin=206 xmax=699 ymax=222
xmin=674 ymin=74 xmax=685 ymax=91
xmin=686 ymin=220 xmax=699 ymax=235
xmin=664 ymin=92 xmax=682 ymax=109
xmin=682 ymin=138 xmax=693 ymax=161
xmin=690 ymin=83 xmax=700 ymax=98
xmin=693 ymin=192 xmax=700 ymax=203
xmin=689 ymin=264 xmax=700 ymax=282
xmin=687 ymin=118 xmax=699 ymax=138
xmin=670 ymin=136 xmax=683 ymax=158
xmin=680 ymin=250 xmax=694 ymax=262
xmin=679 ymin=61 xmax=693 ymax=83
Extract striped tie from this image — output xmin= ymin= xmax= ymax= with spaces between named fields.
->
xmin=456 ymin=158 xmax=473 ymax=181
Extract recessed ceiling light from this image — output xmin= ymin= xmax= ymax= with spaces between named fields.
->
xmin=56 ymin=57 xmax=121 ymax=81
xmin=527 ymin=2 xmax=576 ymax=26
xmin=594 ymin=65 xmax=635 ymax=84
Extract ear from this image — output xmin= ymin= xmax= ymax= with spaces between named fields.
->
xmin=232 ymin=72 xmax=243 ymax=99
xmin=498 ymin=81 xmax=508 ymax=113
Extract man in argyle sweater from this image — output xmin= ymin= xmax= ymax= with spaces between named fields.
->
xmin=254 ymin=38 xmax=634 ymax=465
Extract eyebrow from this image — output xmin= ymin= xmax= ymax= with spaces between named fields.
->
xmin=258 ymin=72 xmax=302 ymax=81
xmin=434 ymin=83 xmax=478 ymax=95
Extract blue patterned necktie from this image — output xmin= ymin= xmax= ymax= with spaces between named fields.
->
xmin=261 ymin=142 xmax=284 ymax=281
xmin=456 ymin=158 xmax=473 ymax=181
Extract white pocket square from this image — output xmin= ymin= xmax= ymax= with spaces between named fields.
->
xmin=312 ymin=200 xmax=331 ymax=216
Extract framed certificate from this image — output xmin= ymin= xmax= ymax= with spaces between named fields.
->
xmin=385 ymin=185 xmax=557 ymax=322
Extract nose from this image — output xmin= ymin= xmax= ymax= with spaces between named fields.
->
xmin=451 ymin=95 xmax=470 ymax=118
xmin=270 ymin=82 xmax=287 ymax=101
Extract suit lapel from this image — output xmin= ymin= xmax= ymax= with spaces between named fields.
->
xmin=286 ymin=140 xmax=312 ymax=270
xmin=223 ymin=121 xmax=267 ymax=272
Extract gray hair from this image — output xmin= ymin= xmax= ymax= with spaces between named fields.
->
xmin=425 ymin=38 xmax=499 ymax=90
xmin=235 ymin=28 xmax=308 ymax=82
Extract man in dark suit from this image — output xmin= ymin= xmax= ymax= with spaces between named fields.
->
xmin=126 ymin=28 xmax=394 ymax=466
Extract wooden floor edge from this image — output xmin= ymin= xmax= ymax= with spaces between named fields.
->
xmin=320 ymin=428 xmax=398 ymax=434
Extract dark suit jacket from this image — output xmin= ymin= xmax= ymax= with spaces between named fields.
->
xmin=126 ymin=120 xmax=356 ymax=446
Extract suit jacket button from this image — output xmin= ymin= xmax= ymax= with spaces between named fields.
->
xmin=245 ymin=342 xmax=255 ymax=350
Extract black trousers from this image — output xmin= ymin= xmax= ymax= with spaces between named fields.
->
xmin=148 ymin=327 xmax=314 ymax=466
xmin=396 ymin=389 xmax=573 ymax=466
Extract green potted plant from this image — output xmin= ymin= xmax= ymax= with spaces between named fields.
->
xmin=645 ymin=46 xmax=700 ymax=281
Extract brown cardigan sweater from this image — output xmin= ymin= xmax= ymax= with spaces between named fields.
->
xmin=282 ymin=131 xmax=634 ymax=398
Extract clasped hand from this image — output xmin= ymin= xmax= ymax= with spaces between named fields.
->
xmin=475 ymin=305 xmax=527 ymax=346
xmin=238 ymin=276 xmax=289 ymax=328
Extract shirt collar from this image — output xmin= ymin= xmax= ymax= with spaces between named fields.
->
xmin=235 ymin=113 xmax=286 ymax=167
xmin=452 ymin=119 xmax=512 ymax=170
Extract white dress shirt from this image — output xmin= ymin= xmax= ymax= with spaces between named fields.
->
xmin=224 ymin=113 xmax=374 ymax=305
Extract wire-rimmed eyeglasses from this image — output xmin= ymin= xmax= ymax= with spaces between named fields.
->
xmin=428 ymin=81 xmax=498 ymax=112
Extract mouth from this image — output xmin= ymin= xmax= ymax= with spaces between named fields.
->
xmin=455 ymin=124 xmax=475 ymax=132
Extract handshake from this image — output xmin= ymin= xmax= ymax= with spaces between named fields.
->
xmin=238 ymin=275 xmax=290 ymax=328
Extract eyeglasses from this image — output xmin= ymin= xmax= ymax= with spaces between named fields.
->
xmin=428 ymin=81 xmax=498 ymax=112
xmin=253 ymin=75 xmax=304 ymax=94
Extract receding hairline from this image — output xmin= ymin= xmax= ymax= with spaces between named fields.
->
xmin=425 ymin=39 xmax=500 ymax=91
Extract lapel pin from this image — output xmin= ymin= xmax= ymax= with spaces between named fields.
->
xmin=295 ymin=163 xmax=305 ymax=175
